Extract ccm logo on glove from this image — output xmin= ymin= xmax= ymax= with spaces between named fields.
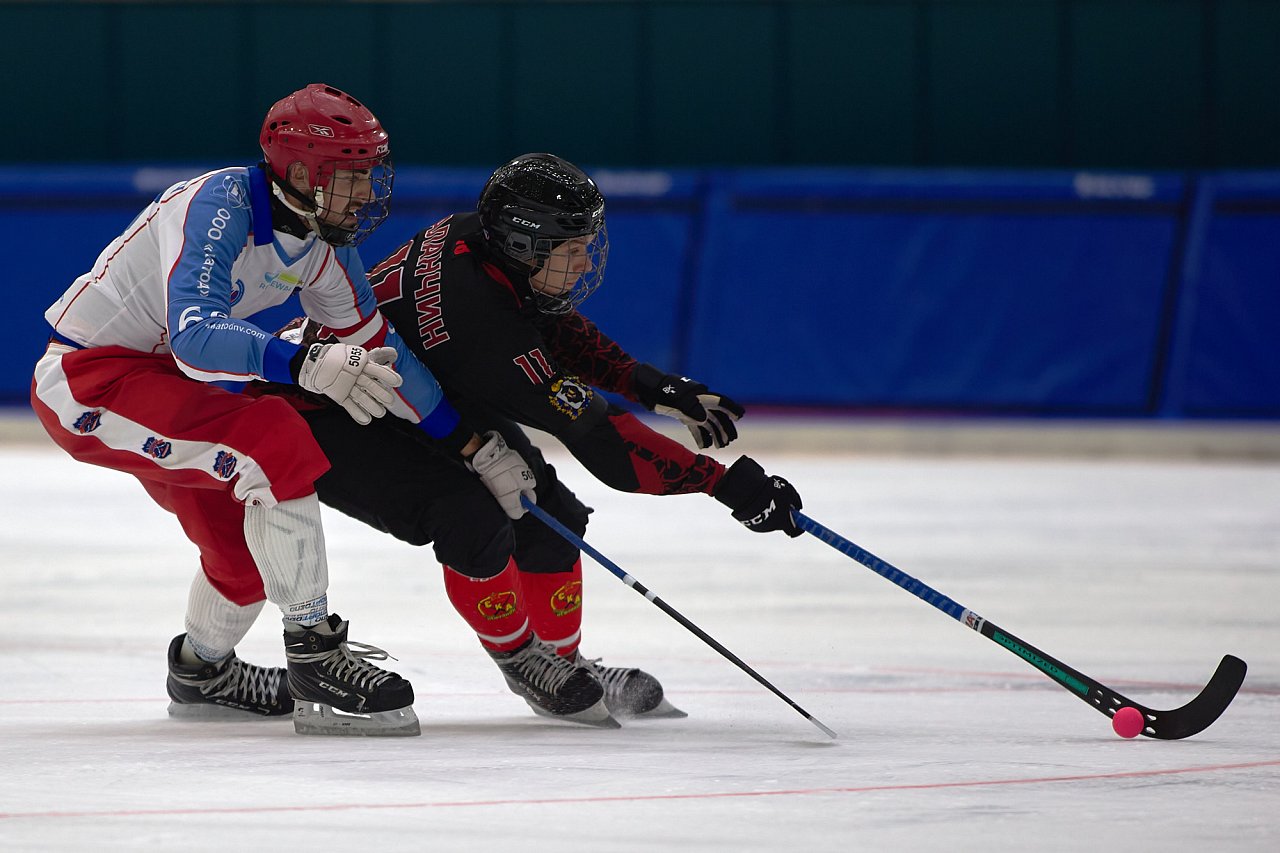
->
xmin=713 ymin=456 xmax=804 ymax=537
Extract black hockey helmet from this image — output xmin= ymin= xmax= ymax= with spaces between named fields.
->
xmin=478 ymin=153 xmax=608 ymax=313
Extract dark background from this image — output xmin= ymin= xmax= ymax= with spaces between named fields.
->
xmin=5 ymin=0 xmax=1277 ymax=170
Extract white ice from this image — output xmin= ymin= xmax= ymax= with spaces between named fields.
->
xmin=1 ymin=416 xmax=1277 ymax=852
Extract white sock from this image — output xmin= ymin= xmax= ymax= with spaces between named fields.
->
xmin=182 ymin=570 xmax=265 ymax=663
xmin=243 ymin=493 xmax=330 ymax=627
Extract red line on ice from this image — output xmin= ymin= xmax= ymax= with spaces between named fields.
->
xmin=2 ymin=759 xmax=1278 ymax=821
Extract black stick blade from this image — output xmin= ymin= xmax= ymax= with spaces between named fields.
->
xmin=987 ymin=623 xmax=1247 ymax=740
xmin=1110 ymin=655 xmax=1248 ymax=740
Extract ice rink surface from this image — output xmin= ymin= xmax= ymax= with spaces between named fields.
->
xmin=1 ymin=418 xmax=1278 ymax=852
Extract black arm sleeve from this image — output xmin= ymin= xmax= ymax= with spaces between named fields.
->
xmin=535 ymin=310 xmax=642 ymax=401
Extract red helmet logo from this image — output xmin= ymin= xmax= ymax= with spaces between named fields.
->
xmin=260 ymin=83 xmax=389 ymax=188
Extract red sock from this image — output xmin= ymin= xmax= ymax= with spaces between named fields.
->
xmin=443 ymin=558 xmax=531 ymax=653
xmin=520 ymin=560 xmax=584 ymax=657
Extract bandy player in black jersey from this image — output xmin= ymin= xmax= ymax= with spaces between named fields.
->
xmin=261 ymin=153 xmax=804 ymax=727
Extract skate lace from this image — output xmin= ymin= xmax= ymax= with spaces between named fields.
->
xmin=577 ymin=655 xmax=631 ymax=698
xmin=291 ymin=641 xmax=397 ymax=690
xmin=512 ymin=640 xmax=578 ymax=693
xmin=206 ymin=658 xmax=284 ymax=706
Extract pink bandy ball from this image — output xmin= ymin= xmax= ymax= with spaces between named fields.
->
xmin=1112 ymin=706 xmax=1145 ymax=738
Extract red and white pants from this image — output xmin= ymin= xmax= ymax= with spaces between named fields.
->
xmin=31 ymin=342 xmax=330 ymax=605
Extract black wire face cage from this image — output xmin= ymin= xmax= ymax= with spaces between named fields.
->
xmin=312 ymin=159 xmax=395 ymax=247
xmin=529 ymin=223 xmax=610 ymax=315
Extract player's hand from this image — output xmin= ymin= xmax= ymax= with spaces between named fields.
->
xmin=634 ymin=364 xmax=744 ymax=449
xmin=467 ymin=431 xmax=538 ymax=519
xmin=712 ymin=455 xmax=803 ymax=537
xmin=293 ymin=343 xmax=402 ymax=425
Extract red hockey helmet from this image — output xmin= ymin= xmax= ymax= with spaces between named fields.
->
xmin=259 ymin=83 xmax=393 ymax=246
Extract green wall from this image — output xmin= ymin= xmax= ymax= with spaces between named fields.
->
xmin=4 ymin=0 xmax=1277 ymax=168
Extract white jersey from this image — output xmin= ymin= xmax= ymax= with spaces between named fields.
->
xmin=45 ymin=165 xmax=459 ymax=435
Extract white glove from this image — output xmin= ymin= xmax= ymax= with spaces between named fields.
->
xmin=466 ymin=431 xmax=537 ymax=519
xmin=295 ymin=343 xmax=402 ymax=425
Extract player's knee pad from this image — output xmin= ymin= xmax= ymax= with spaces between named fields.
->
xmin=430 ymin=491 xmax=514 ymax=579
xmin=542 ymin=472 xmax=591 ymax=535
xmin=513 ymin=475 xmax=591 ymax=573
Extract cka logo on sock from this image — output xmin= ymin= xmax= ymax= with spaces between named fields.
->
xmin=477 ymin=591 xmax=518 ymax=620
xmin=549 ymin=581 xmax=583 ymax=616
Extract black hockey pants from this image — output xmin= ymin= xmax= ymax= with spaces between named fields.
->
xmin=301 ymin=404 xmax=590 ymax=579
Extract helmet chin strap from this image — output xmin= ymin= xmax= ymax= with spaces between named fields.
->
xmin=270 ymin=181 xmax=323 ymax=239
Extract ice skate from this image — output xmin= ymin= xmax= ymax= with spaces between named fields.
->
xmin=166 ymin=634 xmax=292 ymax=720
xmin=575 ymin=652 xmax=687 ymax=719
xmin=490 ymin=636 xmax=618 ymax=729
xmin=283 ymin=614 xmax=420 ymax=737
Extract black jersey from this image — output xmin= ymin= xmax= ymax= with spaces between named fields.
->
xmin=322 ymin=212 xmax=724 ymax=496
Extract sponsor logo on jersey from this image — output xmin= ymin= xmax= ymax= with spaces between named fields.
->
xmin=548 ymin=580 xmax=582 ymax=617
xmin=229 ymin=279 xmax=244 ymax=306
xmin=197 ymin=244 xmax=217 ymax=297
xmin=476 ymin=590 xmax=518 ymax=621
xmin=72 ymin=410 xmax=103 ymax=434
xmin=261 ymin=271 xmax=301 ymax=293
xmin=141 ymin=437 xmax=173 ymax=459
xmin=207 ymin=208 xmax=231 ymax=242
xmin=212 ymin=450 xmax=238 ymax=479
xmin=547 ymin=377 xmax=593 ymax=420
xmin=217 ymin=176 xmax=250 ymax=210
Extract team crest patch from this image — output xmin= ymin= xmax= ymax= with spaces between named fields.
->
xmin=477 ymin=590 xmax=517 ymax=621
xmin=549 ymin=580 xmax=582 ymax=617
xmin=229 ymin=278 xmax=244 ymax=306
xmin=72 ymin=410 xmax=102 ymax=434
xmin=212 ymin=450 xmax=238 ymax=478
xmin=141 ymin=437 xmax=173 ymax=459
xmin=548 ymin=377 xmax=593 ymax=420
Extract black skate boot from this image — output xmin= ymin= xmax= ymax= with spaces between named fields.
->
xmin=166 ymin=634 xmax=292 ymax=720
xmin=283 ymin=614 xmax=419 ymax=737
xmin=490 ymin=637 xmax=618 ymax=729
xmin=575 ymin=652 xmax=687 ymax=719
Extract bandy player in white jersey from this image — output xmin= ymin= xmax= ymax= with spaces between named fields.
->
xmin=30 ymin=83 xmax=536 ymax=737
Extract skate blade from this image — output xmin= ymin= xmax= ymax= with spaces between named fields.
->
xmin=622 ymin=697 xmax=688 ymax=720
xmin=167 ymin=701 xmax=291 ymax=721
xmin=526 ymin=698 xmax=621 ymax=729
xmin=292 ymin=701 xmax=421 ymax=737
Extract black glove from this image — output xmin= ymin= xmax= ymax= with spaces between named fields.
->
xmin=633 ymin=363 xmax=745 ymax=449
xmin=713 ymin=456 xmax=803 ymax=537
